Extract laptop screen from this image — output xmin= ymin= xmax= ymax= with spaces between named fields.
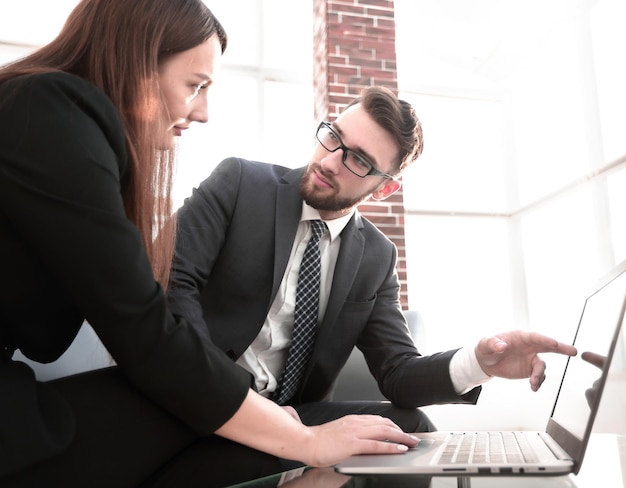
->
xmin=550 ymin=265 xmax=626 ymax=441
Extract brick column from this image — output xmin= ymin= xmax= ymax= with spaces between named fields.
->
xmin=312 ymin=0 xmax=409 ymax=308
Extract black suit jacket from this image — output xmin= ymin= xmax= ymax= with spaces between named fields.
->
xmin=170 ymin=157 xmax=480 ymax=407
xmin=0 ymin=73 xmax=251 ymax=441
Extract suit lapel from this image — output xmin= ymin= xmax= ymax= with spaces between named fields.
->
xmin=318 ymin=213 xmax=365 ymax=334
xmin=271 ymin=168 xmax=305 ymax=304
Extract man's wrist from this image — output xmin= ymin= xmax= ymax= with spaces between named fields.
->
xmin=449 ymin=346 xmax=491 ymax=395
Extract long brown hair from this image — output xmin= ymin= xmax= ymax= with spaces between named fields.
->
xmin=0 ymin=0 xmax=227 ymax=287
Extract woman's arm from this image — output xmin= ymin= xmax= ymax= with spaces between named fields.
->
xmin=216 ymin=389 xmax=418 ymax=466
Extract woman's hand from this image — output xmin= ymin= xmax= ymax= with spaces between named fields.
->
xmin=216 ymin=390 xmax=418 ymax=467
xmin=301 ymin=414 xmax=419 ymax=467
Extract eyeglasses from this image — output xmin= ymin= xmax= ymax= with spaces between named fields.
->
xmin=315 ymin=121 xmax=395 ymax=179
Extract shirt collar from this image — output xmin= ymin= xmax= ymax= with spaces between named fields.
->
xmin=301 ymin=202 xmax=353 ymax=243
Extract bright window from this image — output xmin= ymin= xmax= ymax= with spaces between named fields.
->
xmin=396 ymin=0 xmax=626 ymax=430
xmin=174 ymin=0 xmax=314 ymax=207
xmin=398 ymin=0 xmax=626 ymax=342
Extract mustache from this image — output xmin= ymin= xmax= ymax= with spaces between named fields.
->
xmin=307 ymin=162 xmax=336 ymax=186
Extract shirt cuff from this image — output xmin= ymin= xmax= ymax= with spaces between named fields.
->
xmin=449 ymin=346 xmax=492 ymax=395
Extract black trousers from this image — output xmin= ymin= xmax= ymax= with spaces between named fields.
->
xmin=1 ymin=366 xmax=435 ymax=488
xmin=1 ymin=367 xmax=282 ymax=488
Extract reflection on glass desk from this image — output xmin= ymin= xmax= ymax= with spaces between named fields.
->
xmin=227 ymin=434 xmax=625 ymax=488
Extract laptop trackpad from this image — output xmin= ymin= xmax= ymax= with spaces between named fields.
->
xmin=335 ymin=436 xmax=443 ymax=474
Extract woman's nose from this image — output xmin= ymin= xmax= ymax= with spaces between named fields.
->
xmin=190 ymin=104 xmax=209 ymax=124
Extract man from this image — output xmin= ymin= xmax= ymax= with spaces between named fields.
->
xmin=168 ymin=86 xmax=576 ymax=433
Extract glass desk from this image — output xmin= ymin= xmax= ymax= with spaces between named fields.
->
xmin=228 ymin=434 xmax=625 ymax=488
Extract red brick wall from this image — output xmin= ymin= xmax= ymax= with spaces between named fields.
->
xmin=312 ymin=0 xmax=409 ymax=308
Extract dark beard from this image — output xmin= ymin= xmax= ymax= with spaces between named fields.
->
xmin=299 ymin=167 xmax=373 ymax=213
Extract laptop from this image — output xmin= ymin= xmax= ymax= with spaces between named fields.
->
xmin=335 ymin=259 xmax=626 ymax=477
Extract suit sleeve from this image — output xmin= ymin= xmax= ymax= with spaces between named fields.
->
xmin=168 ymin=157 xmax=244 ymax=340
xmin=357 ymin=230 xmax=481 ymax=408
xmin=0 ymin=74 xmax=250 ymax=434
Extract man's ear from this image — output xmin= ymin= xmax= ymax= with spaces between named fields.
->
xmin=371 ymin=179 xmax=401 ymax=201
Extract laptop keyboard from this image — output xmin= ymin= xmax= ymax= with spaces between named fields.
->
xmin=438 ymin=432 xmax=539 ymax=464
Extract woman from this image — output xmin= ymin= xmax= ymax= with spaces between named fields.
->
xmin=0 ymin=0 xmax=417 ymax=486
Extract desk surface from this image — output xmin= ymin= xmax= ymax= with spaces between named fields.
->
xmin=229 ymin=434 xmax=625 ymax=488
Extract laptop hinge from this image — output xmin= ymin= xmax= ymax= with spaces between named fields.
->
xmin=539 ymin=432 xmax=573 ymax=461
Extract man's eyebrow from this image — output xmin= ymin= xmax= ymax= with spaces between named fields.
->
xmin=332 ymin=122 xmax=378 ymax=167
